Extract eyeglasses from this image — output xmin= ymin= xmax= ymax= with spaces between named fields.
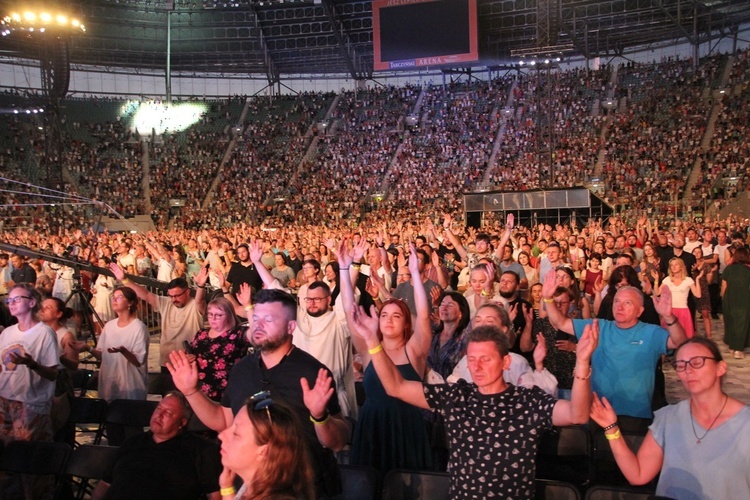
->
xmin=671 ymin=356 xmax=717 ymax=372
xmin=303 ymin=296 xmax=329 ymax=304
xmin=249 ymin=390 xmax=273 ymax=424
xmin=5 ymin=296 xmax=32 ymax=305
xmin=167 ymin=289 xmax=188 ymax=299
xmin=206 ymin=313 xmax=225 ymax=319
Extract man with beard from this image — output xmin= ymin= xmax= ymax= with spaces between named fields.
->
xmin=225 ymin=243 xmax=263 ymax=297
xmin=498 ymin=245 xmax=527 ymax=291
xmin=293 ymin=281 xmax=357 ymax=418
xmin=496 ymin=270 xmax=533 ymax=353
xmin=111 ymin=262 xmax=205 ymax=390
xmin=167 ymin=288 xmax=349 ymax=498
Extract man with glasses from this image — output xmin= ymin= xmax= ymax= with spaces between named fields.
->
xmin=167 ymin=288 xmax=349 ymax=498
xmin=293 ymin=281 xmax=357 ymax=418
xmin=545 ymin=281 xmax=687 ymax=431
xmin=110 ymin=263 xmax=205 ymax=392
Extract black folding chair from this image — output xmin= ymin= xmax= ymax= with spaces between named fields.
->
xmin=67 ymin=397 xmax=108 ymax=447
xmin=381 ymin=469 xmax=450 ymax=500
xmin=0 ymin=440 xmax=72 ymax=499
xmin=339 ymin=464 xmax=382 ymax=500
xmin=535 ymin=479 xmax=582 ymax=500
xmin=65 ymin=444 xmax=120 ymax=500
xmin=585 ymin=484 xmax=675 ymax=500
xmin=102 ymin=399 xmax=158 ymax=446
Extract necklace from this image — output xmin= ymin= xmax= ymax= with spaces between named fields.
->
xmin=689 ymin=395 xmax=728 ymax=444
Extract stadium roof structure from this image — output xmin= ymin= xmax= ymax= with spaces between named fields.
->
xmin=1 ymin=0 xmax=749 ymax=82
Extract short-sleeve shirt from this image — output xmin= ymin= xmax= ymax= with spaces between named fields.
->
xmin=103 ymin=431 xmax=221 ymax=500
xmin=424 ymin=380 xmax=556 ymax=499
xmin=573 ymin=318 xmax=668 ymax=418
xmin=221 ymin=347 xmax=342 ymax=497
xmin=649 ymin=401 xmax=750 ymax=500
xmin=155 ymin=296 xmax=203 ymax=367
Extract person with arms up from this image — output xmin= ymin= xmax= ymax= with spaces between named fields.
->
xmin=590 ymin=337 xmax=750 ymax=500
xmin=347 ymin=290 xmax=598 ymax=498
xmin=542 ymin=270 xmax=686 ymax=431
xmin=167 ymin=287 xmax=349 ymax=498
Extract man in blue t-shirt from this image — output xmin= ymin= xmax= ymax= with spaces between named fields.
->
xmin=543 ymin=273 xmax=686 ymax=420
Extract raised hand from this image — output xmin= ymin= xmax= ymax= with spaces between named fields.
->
xmin=576 ymin=319 xmax=599 ymax=363
xmin=337 ymin=239 xmax=353 ymax=268
xmin=300 ymin=368 xmax=335 ymax=420
xmin=237 ymin=283 xmax=252 ymax=307
xmin=542 ymin=268 xmax=557 ymax=299
xmin=429 ymin=286 xmax=441 ymax=308
xmin=165 ymin=350 xmax=199 ymax=395
xmin=348 ymin=304 xmax=380 ymax=347
xmin=590 ymin=392 xmax=618 ymax=428
xmin=351 ymin=237 xmax=368 ymax=263
xmin=653 ymin=285 xmax=673 ymax=318
xmin=194 ymin=265 xmax=209 ymax=287
xmin=248 ymin=239 xmax=264 ymax=263
xmin=533 ymin=332 xmax=548 ymax=370
xmin=110 ymin=262 xmax=125 ymax=281
xmin=506 ymin=213 xmax=515 ymax=231
xmin=407 ymin=242 xmax=420 ymax=276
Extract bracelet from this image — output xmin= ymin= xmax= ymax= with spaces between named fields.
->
xmin=309 ymin=412 xmax=330 ymax=425
xmin=573 ymin=366 xmax=592 ymax=381
xmin=605 ymin=430 xmax=622 ymax=441
xmin=603 ymin=421 xmax=619 ymax=432
xmin=121 ymin=278 xmax=131 ymax=284
xmin=183 ymin=388 xmax=200 ymax=397
xmin=542 ymin=298 xmax=554 ymax=303
xmin=664 ymin=316 xmax=679 ymax=326
xmin=244 ymin=304 xmax=254 ymax=311
xmin=480 ymin=289 xmax=490 ymax=297
xmin=368 ymin=344 xmax=384 ymax=355
xmin=220 ymin=486 xmax=236 ymax=496
xmin=340 ymin=267 xmax=350 ymax=270
xmin=196 ymin=284 xmax=206 ymax=289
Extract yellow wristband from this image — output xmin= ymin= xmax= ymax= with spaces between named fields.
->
xmin=121 ymin=278 xmax=131 ymax=284
xmin=309 ymin=413 xmax=330 ymax=425
xmin=244 ymin=304 xmax=254 ymax=312
xmin=543 ymin=298 xmax=554 ymax=303
xmin=368 ymin=344 xmax=384 ymax=355
xmin=605 ymin=430 xmax=622 ymax=441
xmin=220 ymin=486 xmax=236 ymax=496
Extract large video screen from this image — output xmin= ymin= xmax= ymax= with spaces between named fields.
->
xmin=372 ymin=0 xmax=478 ymax=71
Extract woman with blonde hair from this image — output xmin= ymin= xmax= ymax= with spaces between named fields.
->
xmin=656 ymin=258 xmax=702 ymax=338
xmin=218 ymin=394 xmax=314 ymax=499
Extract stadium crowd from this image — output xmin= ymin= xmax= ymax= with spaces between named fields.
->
xmin=0 ymin=51 xmax=749 ymax=499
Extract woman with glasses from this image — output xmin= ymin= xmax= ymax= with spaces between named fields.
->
xmin=218 ymin=394 xmax=314 ymax=500
xmin=81 ymin=286 xmax=148 ymax=402
xmin=0 ymin=284 xmax=60 ymax=444
xmin=188 ymin=296 xmax=248 ymax=401
xmin=591 ymin=337 xmax=750 ymax=500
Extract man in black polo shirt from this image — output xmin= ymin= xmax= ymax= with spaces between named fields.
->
xmin=168 ymin=288 xmax=349 ymax=498
xmin=92 ymin=392 xmax=221 ymax=500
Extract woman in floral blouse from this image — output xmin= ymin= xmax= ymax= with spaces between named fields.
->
xmin=189 ymin=296 xmax=248 ymax=401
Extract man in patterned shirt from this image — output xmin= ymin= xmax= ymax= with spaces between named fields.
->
xmin=348 ymin=308 xmax=598 ymax=499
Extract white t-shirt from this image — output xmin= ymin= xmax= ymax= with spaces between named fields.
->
xmin=662 ymin=277 xmax=695 ymax=308
xmin=0 ymin=322 xmax=60 ymax=414
xmin=98 ymin=317 xmax=149 ymax=402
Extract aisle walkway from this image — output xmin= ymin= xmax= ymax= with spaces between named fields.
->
xmin=664 ymin=316 xmax=750 ymax=405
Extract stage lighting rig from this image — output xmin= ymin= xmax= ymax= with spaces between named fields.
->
xmin=1 ymin=6 xmax=85 ymax=37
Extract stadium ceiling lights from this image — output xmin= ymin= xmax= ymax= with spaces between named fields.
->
xmin=518 ymin=57 xmax=561 ymax=66
xmin=1 ymin=8 xmax=85 ymax=37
